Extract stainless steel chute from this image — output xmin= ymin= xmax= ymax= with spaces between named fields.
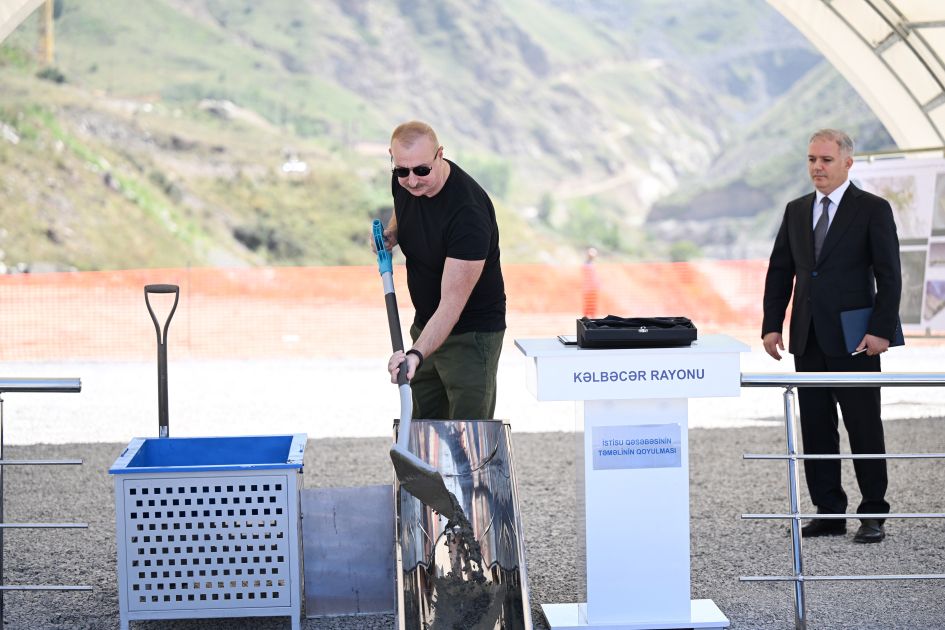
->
xmin=395 ymin=418 xmax=532 ymax=630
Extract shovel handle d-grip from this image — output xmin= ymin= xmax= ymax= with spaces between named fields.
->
xmin=145 ymin=284 xmax=179 ymax=294
xmin=144 ymin=284 xmax=180 ymax=438
xmin=373 ymin=221 xmax=408 ymax=387
xmin=373 ymin=219 xmax=393 ymax=275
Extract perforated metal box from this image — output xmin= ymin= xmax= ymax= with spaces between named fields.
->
xmin=110 ymin=435 xmax=306 ymax=630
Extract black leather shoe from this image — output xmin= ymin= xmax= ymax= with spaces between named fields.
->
xmin=801 ymin=518 xmax=846 ymax=537
xmin=853 ymin=519 xmax=885 ymax=543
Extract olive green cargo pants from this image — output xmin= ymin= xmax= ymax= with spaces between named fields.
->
xmin=408 ymin=324 xmax=504 ymax=420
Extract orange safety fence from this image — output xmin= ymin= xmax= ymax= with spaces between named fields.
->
xmin=0 ymin=260 xmax=771 ymax=362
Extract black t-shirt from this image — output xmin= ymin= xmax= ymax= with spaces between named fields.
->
xmin=392 ymin=160 xmax=506 ymax=333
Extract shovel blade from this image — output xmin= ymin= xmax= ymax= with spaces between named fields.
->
xmin=390 ymin=445 xmax=457 ymax=519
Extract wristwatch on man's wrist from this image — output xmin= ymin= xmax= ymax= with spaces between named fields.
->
xmin=405 ymin=348 xmax=424 ymax=370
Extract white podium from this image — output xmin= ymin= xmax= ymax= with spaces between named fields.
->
xmin=515 ymin=334 xmax=748 ymax=630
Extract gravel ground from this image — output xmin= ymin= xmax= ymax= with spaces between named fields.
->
xmin=3 ymin=417 xmax=945 ymax=630
xmin=4 ymin=345 xmax=945 ymax=444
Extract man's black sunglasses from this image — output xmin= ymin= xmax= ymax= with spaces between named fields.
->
xmin=391 ymin=149 xmax=439 ymax=178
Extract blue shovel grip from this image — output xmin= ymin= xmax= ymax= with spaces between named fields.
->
xmin=373 ymin=219 xmax=393 ymax=275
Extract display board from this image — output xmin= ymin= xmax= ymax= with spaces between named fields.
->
xmin=851 ymin=157 xmax=945 ymax=332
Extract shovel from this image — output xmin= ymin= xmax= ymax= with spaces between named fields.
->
xmin=373 ymin=220 xmax=457 ymax=519
xmin=144 ymin=284 xmax=180 ymax=438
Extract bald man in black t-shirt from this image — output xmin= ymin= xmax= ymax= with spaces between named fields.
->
xmin=382 ymin=121 xmax=506 ymax=420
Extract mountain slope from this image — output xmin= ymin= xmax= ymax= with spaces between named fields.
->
xmin=0 ymin=0 xmax=892 ymax=270
xmin=648 ymin=61 xmax=895 ymax=259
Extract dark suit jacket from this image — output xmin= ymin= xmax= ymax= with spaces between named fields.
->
xmin=762 ymin=182 xmax=902 ymax=357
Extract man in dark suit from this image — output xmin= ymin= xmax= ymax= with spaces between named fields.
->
xmin=762 ymin=129 xmax=902 ymax=544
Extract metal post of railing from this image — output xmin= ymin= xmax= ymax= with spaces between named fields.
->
xmin=739 ymin=372 xmax=945 ymax=629
xmin=0 ymin=378 xmax=87 ymax=626
xmin=782 ymin=386 xmax=805 ymax=630
xmin=1 ymin=393 xmax=4 ymax=621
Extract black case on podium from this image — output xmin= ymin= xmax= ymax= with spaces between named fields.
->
xmin=577 ymin=316 xmax=697 ymax=349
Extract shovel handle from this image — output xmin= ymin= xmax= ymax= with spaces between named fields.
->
xmin=387 ymin=290 xmax=408 ymax=387
xmin=144 ymin=284 xmax=180 ymax=438
xmin=374 ymin=220 xmax=408 ymax=387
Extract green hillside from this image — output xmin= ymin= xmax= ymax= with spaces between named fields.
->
xmin=0 ymin=0 xmax=892 ymax=271
xmin=648 ymin=62 xmax=895 ymax=259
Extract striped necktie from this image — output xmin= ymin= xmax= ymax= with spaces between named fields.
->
xmin=813 ymin=196 xmax=830 ymax=261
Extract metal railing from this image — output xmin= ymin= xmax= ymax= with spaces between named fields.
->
xmin=739 ymin=372 xmax=945 ymax=630
xmin=0 ymin=378 xmax=89 ymax=626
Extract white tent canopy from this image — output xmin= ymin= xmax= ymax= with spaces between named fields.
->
xmin=768 ymin=0 xmax=945 ymax=150
xmin=0 ymin=0 xmax=42 ymax=45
